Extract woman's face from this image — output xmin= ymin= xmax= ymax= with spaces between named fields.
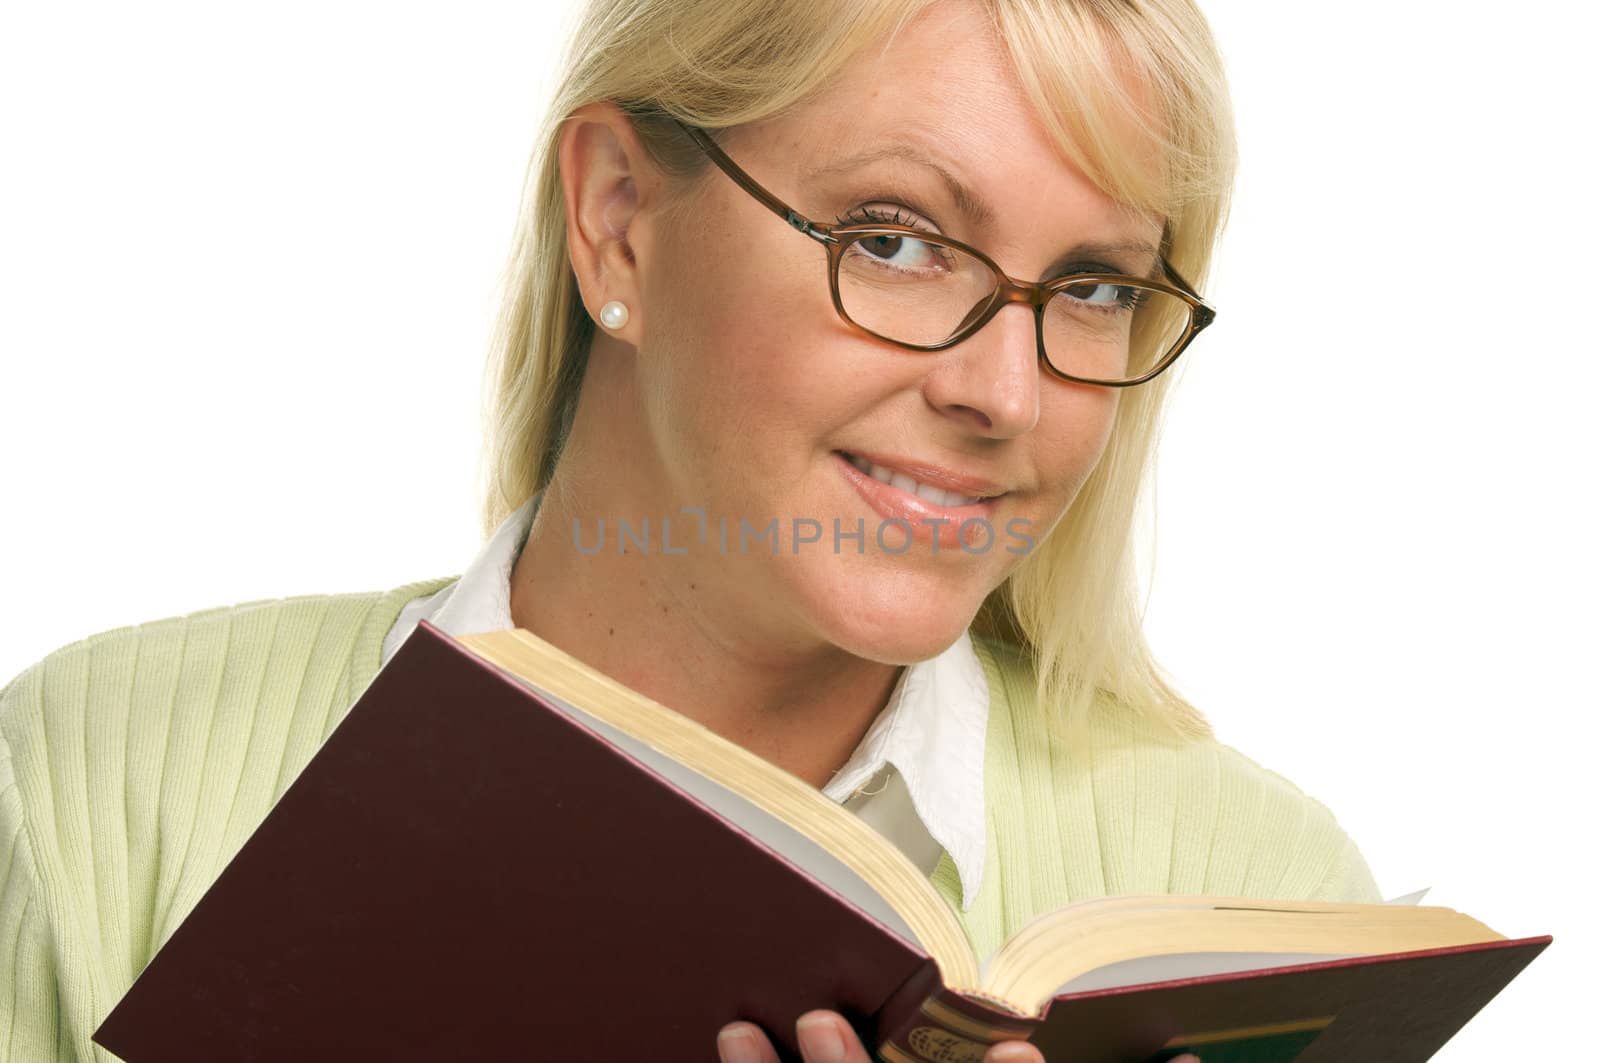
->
xmin=589 ymin=1 xmax=1162 ymax=665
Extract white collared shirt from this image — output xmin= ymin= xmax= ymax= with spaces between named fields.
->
xmin=381 ymin=493 xmax=989 ymax=909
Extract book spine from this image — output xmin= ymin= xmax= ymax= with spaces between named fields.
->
xmin=874 ymin=984 xmax=1041 ymax=1063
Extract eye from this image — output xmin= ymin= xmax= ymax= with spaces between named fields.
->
xmin=835 ymin=205 xmax=957 ymax=273
xmin=1059 ymin=279 xmax=1148 ymax=313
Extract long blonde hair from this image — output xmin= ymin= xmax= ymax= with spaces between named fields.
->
xmin=478 ymin=0 xmax=1235 ymax=745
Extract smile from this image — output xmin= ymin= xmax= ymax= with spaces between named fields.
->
xmin=833 ymin=450 xmax=1005 ymax=550
xmin=840 ymin=452 xmax=989 ymax=507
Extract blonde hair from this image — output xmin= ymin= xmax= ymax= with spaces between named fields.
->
xmin=478 ymin=0 xmax=1235 ymax=745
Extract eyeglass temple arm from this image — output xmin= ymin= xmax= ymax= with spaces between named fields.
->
xmin=673 ymin=119 xmax=837 ymax=243
xmin=1160 ymin=256 xmax=1199 ymax=296
xmin=1158 ymin=256 xmax=1217 ymax=327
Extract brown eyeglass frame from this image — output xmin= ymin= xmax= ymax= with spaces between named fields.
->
xmin=672 ymin=118 xmax=1217 ymax=388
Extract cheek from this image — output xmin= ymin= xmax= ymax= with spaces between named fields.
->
xmin=639 ymin=218 xmax=842 ymax=476
xmin=1040 ymin=388 xmax=1120 ymax=502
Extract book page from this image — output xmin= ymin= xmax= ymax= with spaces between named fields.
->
xmin=1051 ymin=950 xmax=1356 ymax=995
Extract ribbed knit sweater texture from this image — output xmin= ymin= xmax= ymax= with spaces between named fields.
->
xmin=0 ymin=579 xmax=1379 ymax=1061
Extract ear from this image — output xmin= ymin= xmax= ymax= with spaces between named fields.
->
xmin=558 ymin=101 xmax=663 ymax=347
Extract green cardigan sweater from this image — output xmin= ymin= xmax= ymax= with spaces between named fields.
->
xmin=0 ymin=579 xmax=1380 ymax=1061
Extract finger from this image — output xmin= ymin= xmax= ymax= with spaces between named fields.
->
xmin=1171 ymin=1055 xmax=1203 ymax=1063
xmin=717 ymin=1020 xmax=781 ymax=1063
xmin=796 ymin=1009 xmax=876 ymax=1063
xmin=982 ymin=1038 xmax=1046 ymax=1062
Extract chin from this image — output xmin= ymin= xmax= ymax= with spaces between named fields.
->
xmin=802 ymin=563 xmax=982 ymax=665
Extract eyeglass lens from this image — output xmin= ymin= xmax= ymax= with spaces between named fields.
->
xmin=833 ymin=231 xmax=1191 ymax=384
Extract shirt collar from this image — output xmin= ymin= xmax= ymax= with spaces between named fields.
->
xmin=820 ymin=633 xmax=990 ymax=908
xmin=380 ymin=493 xmax=539 ymax=667
xmin=381 ymin=491 xmax=989 ymax=909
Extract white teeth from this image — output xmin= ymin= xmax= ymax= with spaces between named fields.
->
xmin=845 ymin=453 xmax=984 ymax=507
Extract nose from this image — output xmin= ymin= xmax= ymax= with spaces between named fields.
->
xmin=920 ymin=301 xmax=1041 ymax=438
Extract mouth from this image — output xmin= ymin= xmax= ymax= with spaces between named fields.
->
xmin=835 ymin=450 xmax=1007 ymax=507
xmin=833 ymin=450 xmax=1008 ymax=549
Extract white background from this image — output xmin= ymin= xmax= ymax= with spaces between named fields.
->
xmin=2 ymin=3 xmax=1592 ymax=1058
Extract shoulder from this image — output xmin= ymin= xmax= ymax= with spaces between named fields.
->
xmin=970 ymin=632 xmax=1380 ymax=904
xmin=1 ymin=575 xmax=455 ymax=744
xmin=0 ymin=575 xmax=456 ymax=845
xmin=1093 ymin=726 xmax=1380 ymax=903
xmin=0 ymin=576 xmax=457 ymax=1003
xmin=1196 ymin=736 xmax=1382 ymax=903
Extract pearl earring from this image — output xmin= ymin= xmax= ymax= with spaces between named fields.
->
xmin=599 ymin=300 xmax=629 ymax=330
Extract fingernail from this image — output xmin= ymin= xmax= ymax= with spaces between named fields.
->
xmin=987 ymin=1044 xmax=1037 ymax=1063
xmin=717 ymin=1024 xmax=761 ymax=1063
xmin=796 ymin=1013 xmax=846 ymax=1063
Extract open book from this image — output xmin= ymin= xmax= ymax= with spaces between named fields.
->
xmin=93 ymin=620 xmax=1550 ymax=1063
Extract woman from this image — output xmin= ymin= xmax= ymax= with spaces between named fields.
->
xmin=0 ymin=0 xmax=1376 ymax=1060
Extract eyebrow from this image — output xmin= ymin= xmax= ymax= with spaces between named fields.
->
xmin=801 ymin=142 xmax=1164 ymax=280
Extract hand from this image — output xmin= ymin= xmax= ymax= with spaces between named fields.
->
xmin=717 ymin=1010 xmax=1038 ymax=1063
xmin=716 ymin=1009 xmax=1208 ymax=1063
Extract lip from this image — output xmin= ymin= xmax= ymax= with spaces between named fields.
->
xmin=836 ymin=449 xmax=1009 ymax=499
xmin=833 ymin=451 xmax=1004 ymax=551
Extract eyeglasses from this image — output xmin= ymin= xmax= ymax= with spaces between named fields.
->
xmin=672 ymin=118 xmax=1216 ymax=388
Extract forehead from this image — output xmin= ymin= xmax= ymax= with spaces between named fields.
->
xmin=760 ymin=0 xmax=1162 ymax=239
xmin=799 ymin=4 xmax=1046 ymax=167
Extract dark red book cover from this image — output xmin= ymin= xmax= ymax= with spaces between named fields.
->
xmin=872 ymin=935 xmax=1550 ymax=1062
xmin=92 ymin=620 xmax=935 ymax=1061
xmin=92 ymin=620 xmax=1551 ymax=1062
